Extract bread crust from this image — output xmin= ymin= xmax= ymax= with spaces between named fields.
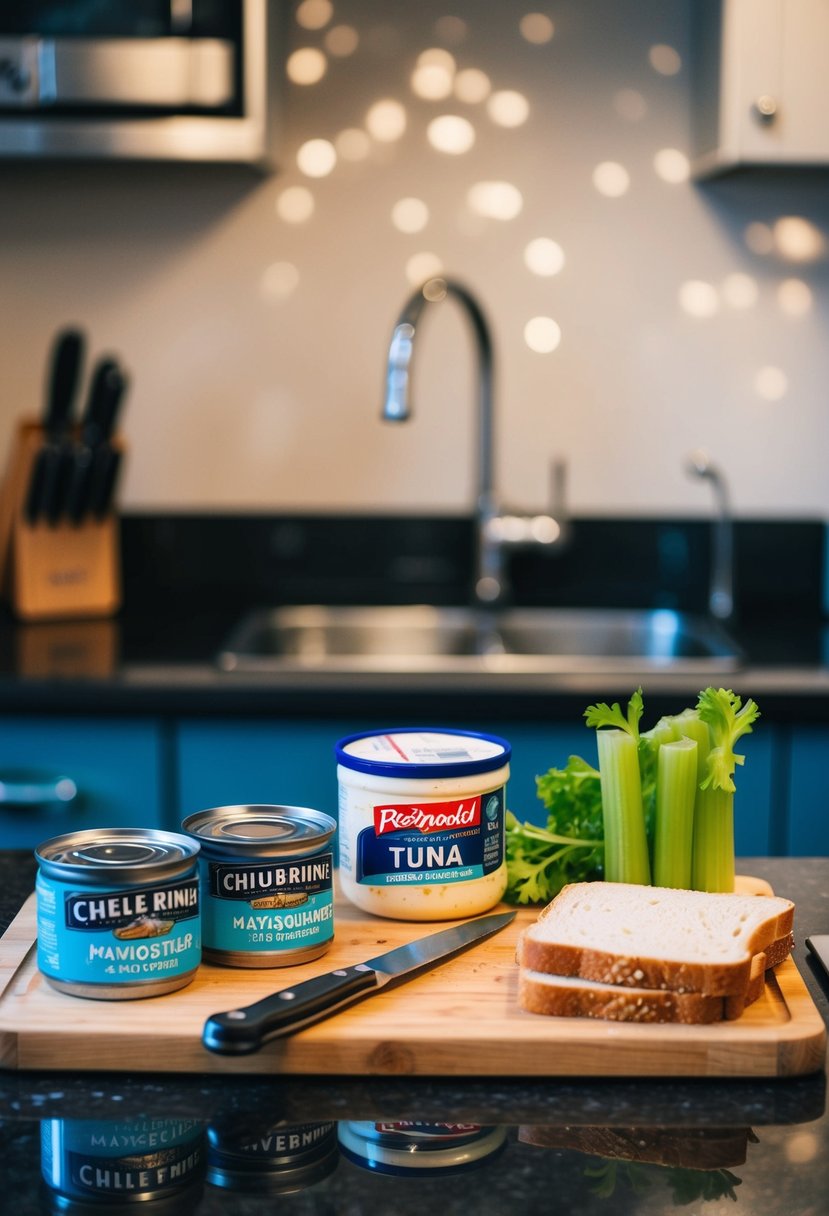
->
xmin=517 ymin=1124 xmax=751 ymax=1169
xmin=518 ymin=970 xmax=728 ymax=1023
xmin=516 ymin=884 xmax=795 ymax=998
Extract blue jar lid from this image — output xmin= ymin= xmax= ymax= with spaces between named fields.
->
xmin=335 ymin=728 xmax=511 ymax=779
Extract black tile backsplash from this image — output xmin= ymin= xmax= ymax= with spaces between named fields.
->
xmin=119 ymin=512 xmax=826 ymax=625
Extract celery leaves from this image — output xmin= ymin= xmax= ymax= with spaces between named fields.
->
xmin=696 ymin=687 xmax=761 ymax=793
xmin=584 ymin=687 xmax=644 ymax=738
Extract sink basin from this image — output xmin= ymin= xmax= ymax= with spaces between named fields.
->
xmin=217 ymin=605 xmax=741 ymax=675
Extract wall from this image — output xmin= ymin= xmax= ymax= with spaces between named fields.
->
xmin=1 ymin=0 xmax=829 ymax=519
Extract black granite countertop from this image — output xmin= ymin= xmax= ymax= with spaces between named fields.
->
xmin=1 ymin=853 xmax=827 ymax=1214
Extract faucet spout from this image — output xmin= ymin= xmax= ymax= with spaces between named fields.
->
xmin=381 ymin=277 xmax=502 ymax=602
xmin=382 ymin=276 xmax=565 ymax=605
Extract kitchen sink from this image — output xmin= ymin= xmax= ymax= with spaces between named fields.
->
xmin=217 ymin=605 xmax=741 ymax=675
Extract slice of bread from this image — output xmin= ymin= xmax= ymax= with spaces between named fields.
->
xmin=516 ymin=882 xmax=795 ymax=998
xmin=517 ymin=1124 xmax=753 ymax=1170
xmin=519 ymin=936 xmax=792 ymax=1025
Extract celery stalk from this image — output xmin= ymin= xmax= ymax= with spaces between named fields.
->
xmin=692 ymin=784 xmax=735 ymax=893
xmin=670 ymin=709 xmax=711 ymax=776
xmin=653 ymin=736 xmax=698 ymax=889
xmin=596 ymin=729 xmax=651 ymax=884
xmin=691 ymin=688 xmax=761 ymax=893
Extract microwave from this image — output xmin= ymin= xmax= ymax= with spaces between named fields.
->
xmin=0 ymin=0 xmax=278 ymax=165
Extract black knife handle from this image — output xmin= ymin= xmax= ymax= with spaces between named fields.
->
xmin=24 ymin=448 xmax=50 ymax=525
xmin=45 ymin=328 xmax=84 ymax=435
xmin=82 ymin=358 xmax=126 ymax=445
xmin=203 ymin=964 xmax=380 ymax=1056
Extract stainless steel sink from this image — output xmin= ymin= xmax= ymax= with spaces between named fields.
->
xmin=217 ymin=605 xmax=741 ymax=675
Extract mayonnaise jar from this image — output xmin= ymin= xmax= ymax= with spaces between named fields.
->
xmin=335 ymin=728 xmax=510 ymax=921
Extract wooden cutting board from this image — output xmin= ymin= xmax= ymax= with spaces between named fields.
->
xmin=0 ymin=878 xmax=825 ymax=1078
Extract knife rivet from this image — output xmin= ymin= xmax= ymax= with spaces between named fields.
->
xmin=278 ymin=991 xmax=297 ymax=1000
xmin=355 ymin=964 xmax=372 ymax=972
xmin=333 ymin=969 xmax=348 ymax=976
xmin=226 ymin=1011 xmax=246 ymax=1020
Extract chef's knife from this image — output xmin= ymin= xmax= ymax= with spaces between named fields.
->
xmin=24 ymin=327 xmax=85 ymax=525
xmin=203 ymin=909 xmax=516 ymax=1055
xmin=65 ymin=357 xmax=127 ymax=525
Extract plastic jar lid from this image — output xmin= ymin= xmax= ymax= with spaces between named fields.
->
xmin=335 ymin=728 xmax=511 ymax=780
xmin=337 ymin=1122 xmax=507 ymax=1176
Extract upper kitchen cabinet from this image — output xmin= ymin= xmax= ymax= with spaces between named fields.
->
xmin=0 ymin=0 xmax=281 ymax=167
xmin=691 ymin=0 xmax=829 ymax=177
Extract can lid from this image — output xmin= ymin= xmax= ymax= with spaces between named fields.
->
xmin=182 ymin=805 xmax=337 ymax=857
xmin=335 ymin=728 xmax=511 ymax=779
xmin=35 ymin=828 xmax=199 ymax=883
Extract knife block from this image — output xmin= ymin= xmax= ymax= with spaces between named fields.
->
xmin=0 ymin=419 xmax=122 ymax=621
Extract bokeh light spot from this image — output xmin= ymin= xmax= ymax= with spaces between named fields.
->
xmin=524 ymin=237 xmax=565 ymax=276
xmin=593 ymin=161 xmax=630 ymax=197
xmin=275 ymin=186 xmax=315 ymax=224
xmin=519 ymin=13 xmax=555 ymax=44
xmin=524 ymin=316 xmax=562 ymax=353
xmin=649 ymin=44 xmax=682 ymax=75
xmin=366 ymin=99 xmax=408 ymax=142
xmin=296 ymin=138 xmax=337 ymax=177
xmin=287 ymin=48 xmax=328 ymax=86
xmin=427 ymin=114 xmax=476 ymax=154
xmin=392 ymin=197 xmax=430 ymax=234
xmin=467 ymin=180 xmax=524 ymax=220
xmin=487 ymin=89 xmax=530 ymax=127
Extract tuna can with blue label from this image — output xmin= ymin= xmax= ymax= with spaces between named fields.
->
xmin=336 ymin=728 xmax=511 ymax=921
xmin=182 ymin=805 xmax=337 ymax=967
xmin=35 ymin=828 xmax=201 ymax=1000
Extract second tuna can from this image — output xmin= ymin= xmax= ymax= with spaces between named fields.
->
xmin=182 ymin=805 xmax=336 ymax=967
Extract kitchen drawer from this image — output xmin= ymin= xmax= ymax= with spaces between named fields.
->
xmin=0 ymin=716 xmax=166 ymax=848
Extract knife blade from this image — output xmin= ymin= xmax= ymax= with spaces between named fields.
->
xmin=65 ymin=357 xmax=127 ymax=525
xmin=202 ymin=908 xmax=516 ymax=1056
xmin=24 ymin=327 xmax=85 ymax=526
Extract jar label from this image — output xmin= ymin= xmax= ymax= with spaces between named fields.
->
xmin=36 ymin=871 xmax=201 ymax=988
xmin=355 ymin=788 xmax=504 ymax=886
xmin=200 ymin=852 xmax=334 ymax=954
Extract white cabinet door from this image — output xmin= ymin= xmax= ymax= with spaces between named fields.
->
xmin=693 ymin=0 xmax=829 ymax=175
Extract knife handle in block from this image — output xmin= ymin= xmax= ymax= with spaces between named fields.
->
xmin=203 ymin=964 xmax=381 ymax=1055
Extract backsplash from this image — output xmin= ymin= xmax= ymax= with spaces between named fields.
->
xmin=1 ymin=1 xmax=829 ymax=518
xmin=119 ymin=512 xmax=825 ymax=628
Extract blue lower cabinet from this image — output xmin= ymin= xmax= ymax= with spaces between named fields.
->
xmin=175 ymin=718 xmax=777 ymax=857
xmin=175 ymin=719 xmax=355 ymax=825
xmin=174 ymin=719 xmax=597 ymax=834
xmin=729 ymin=729 xmax=775 ymax=859
xmin=786 ymin=728 xmax=829 ymax=855
xmin=0 ymin=717 xmax=165 ymax=848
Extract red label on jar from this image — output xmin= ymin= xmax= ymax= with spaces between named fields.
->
xmin=373 ymin=797 xmax=482 ymax=836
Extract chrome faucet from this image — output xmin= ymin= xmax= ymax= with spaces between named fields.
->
xmin=685 ymin=448 xmax=734 ymax=622
xmin=382 ymin=277 xmax=566 ymax=604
